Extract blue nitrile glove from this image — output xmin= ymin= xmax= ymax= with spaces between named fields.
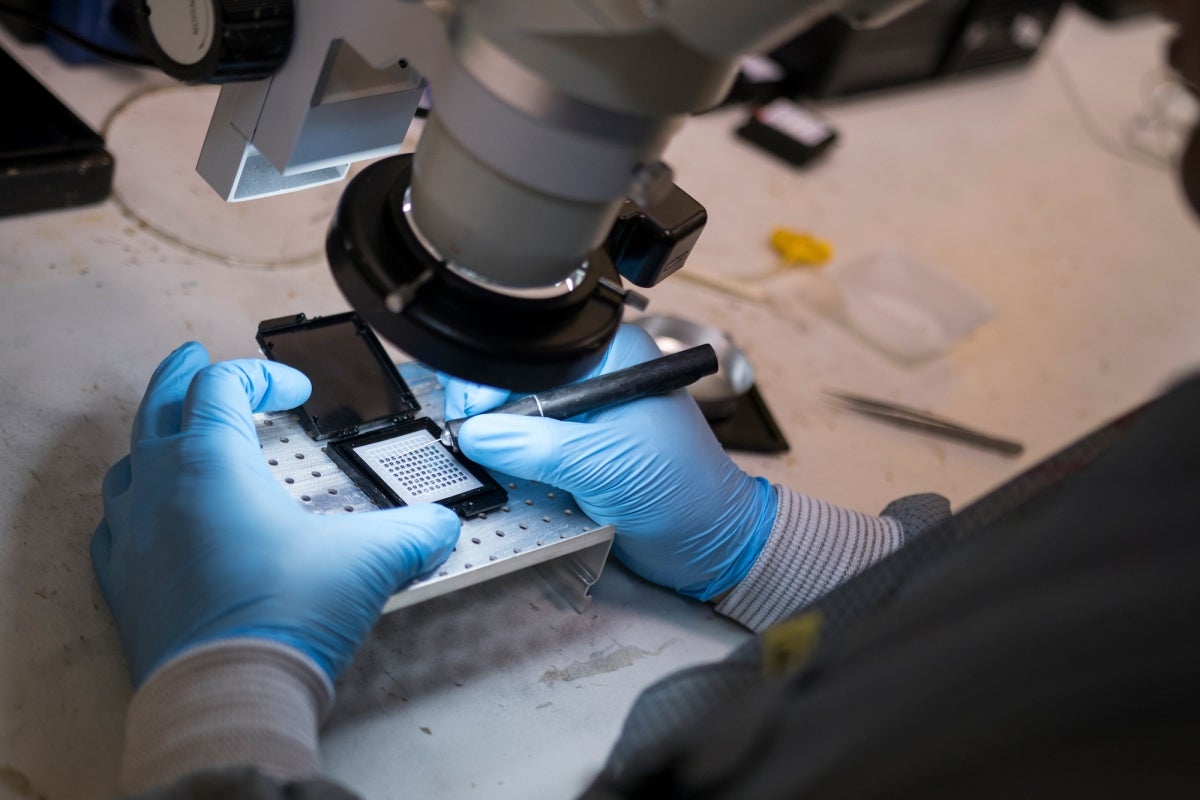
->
xmin=91 ymin=343 xmax=460 ymax=686
xmin=440 ymin=325 xmax=778 ymax=601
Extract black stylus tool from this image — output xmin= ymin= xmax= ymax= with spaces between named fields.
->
xmin=441 ymin=344 xmax=719 ymax=450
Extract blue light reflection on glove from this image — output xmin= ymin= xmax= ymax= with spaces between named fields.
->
xmin=91 ymin=343 xmax=460 ymax=686
xmin=441 ymin=326 xmax=777 ymax=601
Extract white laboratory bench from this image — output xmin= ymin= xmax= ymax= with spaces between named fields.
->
xmin=1 ymin=7 xmax=1198 ymax=799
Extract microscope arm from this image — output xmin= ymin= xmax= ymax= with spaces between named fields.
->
xmin=182 ymin=0 xmax=917 ymax=284
xmin=138 ymin=0 xmax=921 ymax=387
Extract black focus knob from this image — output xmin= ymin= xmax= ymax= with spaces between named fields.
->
xmin=135 ymin=0 xmax=293 ymax=83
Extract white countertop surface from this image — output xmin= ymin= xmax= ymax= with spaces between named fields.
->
xmin=2 ymin=7 xmax=1198 ymax=799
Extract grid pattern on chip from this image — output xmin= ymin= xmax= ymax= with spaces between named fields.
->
xmin=355 ymin=431 xmax=482 ymax=504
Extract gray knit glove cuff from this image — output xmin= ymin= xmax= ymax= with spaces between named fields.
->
xmin=120 ymin=639 xmax=333 ymax=795
xmin=716 ymin=487 xmax=918 ymax=632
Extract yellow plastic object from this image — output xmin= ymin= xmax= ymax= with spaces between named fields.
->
xmin=770 ymin=227 xmax=833 ymax=265
xmin=761 ymin=611 xmax=823 ymax=676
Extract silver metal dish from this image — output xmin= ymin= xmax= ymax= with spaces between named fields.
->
xmin=632 ymin=315 xmax=754 ymax=420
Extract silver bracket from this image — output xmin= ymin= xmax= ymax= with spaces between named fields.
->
xmin=197 ymin=0 xmax=436 ymax=201
xmin=535 ymin=539 xmax=612 ymax=613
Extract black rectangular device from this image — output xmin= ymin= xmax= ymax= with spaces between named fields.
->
xmin=736 ymin=98 xmax=838 ymax=168
xmin=328 ymin=419 xmax=508 ymax=517
xmin=257 ymin=311 xmax=506 ymax=517
xmin=770 ymin=0 xmax=1064 ymax=99
xmin=0 ymin=47 xmax=113 ymax=218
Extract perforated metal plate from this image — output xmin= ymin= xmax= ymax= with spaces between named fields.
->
xmin=254 ymin=362 xmax=615 ymax=612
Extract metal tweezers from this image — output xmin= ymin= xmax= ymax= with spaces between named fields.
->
xmin=824 ymin=390 xmax=1025 ymax=457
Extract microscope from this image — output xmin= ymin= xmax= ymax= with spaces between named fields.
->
xmin=135 ymin=0 xmax=919 ymax=390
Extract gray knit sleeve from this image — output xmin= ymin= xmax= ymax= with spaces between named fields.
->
xmin=715 ymin=488 xmax=949 ymax=632
xmin=880 ymin=492 xmax=953 ymax=538
xmin=120 ymin=639 xmax=334 ymax=796
xmin=128 ymin=768 xmax=358 ymax=800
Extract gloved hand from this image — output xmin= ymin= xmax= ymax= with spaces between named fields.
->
xmin=91 ymin=343 xmax=460 ymax=686
xmin=441 ymin=325 xmax=777 ymax=601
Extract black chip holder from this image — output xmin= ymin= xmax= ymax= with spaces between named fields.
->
xmin=708 ymin=384 xmax=790 ymax=454
xmin=327 ymin=418 xmax=508 ymax=517
xmin=0 ymin=48 xmax=114 ymax=219
xmin=257 ymin=311 xmax=507 ymax=517
xmin=735 ymin=98 xmax=838 ymax=168
xmin=257 ymin=312 xmax=420 ymax=441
